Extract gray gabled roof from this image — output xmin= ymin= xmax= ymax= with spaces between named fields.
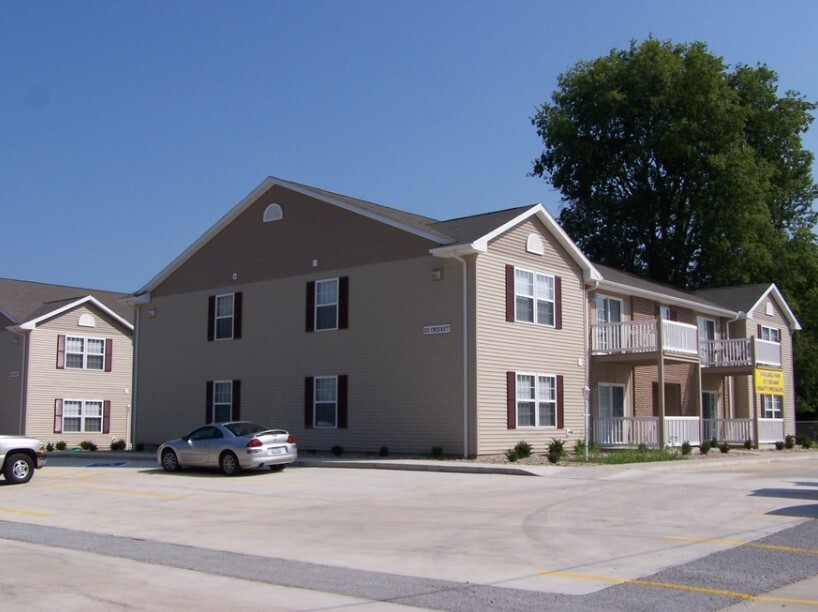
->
xmin=695 ymin=284 xmax=801 ymax=330
xmin=0 ymin=278 xmax=134 ymax=329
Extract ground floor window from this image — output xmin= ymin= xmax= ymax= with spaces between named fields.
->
xmin=761 ymin=394 xmax=782 ymax=419
xmin=55 ymin=399 xmax=109 ymax=434
xmin=516 ymin=373 xmax=556 ymax=427
xmin=598 ymin=384 xmax=625 ymax=419
xmin=305 ymin=375 xmax=348 ymax=429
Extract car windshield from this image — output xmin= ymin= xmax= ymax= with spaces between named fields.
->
xmin=224 ymin=422 xmax=267 ymax=437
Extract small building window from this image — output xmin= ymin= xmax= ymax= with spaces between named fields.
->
xmin=263 ymin=203 xmax=283 ymax=223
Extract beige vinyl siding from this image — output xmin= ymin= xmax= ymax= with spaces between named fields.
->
xmin=25 ymin=305 xmax=133 ymax=447
xmin=136 ymin=255 xmax=466 ymax=453
xmin=473 ymin=219 xmax=587 ymax=455
xmin=0 ymin=329 xmax=25 ymax=433
xmin=155 ymin=185 xmax=438 ymax=297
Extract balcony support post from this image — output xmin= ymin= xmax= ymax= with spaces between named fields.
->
xmin=657 ymin=320 xmax=666 ymax=447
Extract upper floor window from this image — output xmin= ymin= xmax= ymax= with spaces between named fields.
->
xmin=306 ymin=277 xmax=349 ymax=332
xmin=760 ymin=325 xmax=781 ymax=343
xmin=57 ymin=335 xmax=112 ymax=372
xmin=207 ymin=292 xmax=242 ymax=341
xmin=506 ymin=266 xmax=561 ymax=328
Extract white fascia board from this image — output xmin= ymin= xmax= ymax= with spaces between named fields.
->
xmin=465 ymin=204 xmax=602 ymax=280
xmin=429 ymin=243 xmax=487 ymax=258
xmin=747 ymin=284 xmax=802 ymax=331
xmin=20 ymin=296 xmax=134 ymax=333
xmin=594 ymin=279 xmax=737 ymax=318
xmin=138 ymin=176 xmax=454 ymax=295
xmin=120 ymin=293 xmax=152 ymax=307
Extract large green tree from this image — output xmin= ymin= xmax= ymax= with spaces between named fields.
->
xmin=531 ymin=38 xmax=818 ymax=414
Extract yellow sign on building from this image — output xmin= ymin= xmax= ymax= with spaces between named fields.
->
xmin=754 ymin=368 xmax=785 ymax=396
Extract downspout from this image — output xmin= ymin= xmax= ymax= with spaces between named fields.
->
xmin=454 ymin=255 xmax=469 ymax=459
xmin=585 ymin=280 xmax=599 ymax=448
xmin=17 ymin=331 xmax=28 ymax=435
xmin=131 ymin=306 xmax=140 ymax=451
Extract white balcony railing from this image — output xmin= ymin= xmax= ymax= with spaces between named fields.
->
xmin=595 ymin=417 xmax=771 ymax=447
xmin=592 ymin=320 xmax=697 ymax=356
xmin=756 ymin=340 xmax=782 ymax=367
xmin=758 ymin=418 xmax=784 ymax=443
xmin=665 ymin=417 xmax=701 ymax=446
xmin=702 ymin=418 xmax=753 ymax=444
xmin=700 ymin=339 xmax=752 ymax=368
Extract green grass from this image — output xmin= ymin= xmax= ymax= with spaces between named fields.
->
xmin=575 ymin=447 xmax=683 ymax=464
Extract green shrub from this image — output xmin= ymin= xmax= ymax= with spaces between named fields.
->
xmin=547 ymin=450 xmax=561 ymax=464
xmin=505 ymin=448 xmax=519 ymax=462
xmin=55 ymin=441 xmax=67 ymax=451
xmin=744 ymin=439 xmax=753 ymax=450
xmin=785 ymin=435 xmax=795 ymax=449
xmin=681 ymin=441 xmax=692 ymax=456
xmin=700 ymin=441 xmax=711 ymax=455
xmin=637 ymin=443 xmax=648 ymax=453
xmin=330 ymin=444 xmax=344 ymax=456
xmin=801 ymin=438 xmax=814 ymax=449
xmin=110 ymin=438 xmax=126 ymax=451
xmin=775 ymin=441 xmax=785 ymax=450
xmin=547 ymin=438 xmax=565 ymax=458
xmin=574 ymin=439 xmax=587 ymax=458
xmin=431 ymin=446 xmax=444 ymax=459
xmin=513 ymin=440 xmax=533 ymax=459
xmin=378 ymin=446 xmax=389 ymax=457
xmin=79 ymin=440 xmax=97 ymax=451
xmin=46 ymin=442 xmax=54 ymax=452
xmin=719 ymin=443 xmax=730 ymax=454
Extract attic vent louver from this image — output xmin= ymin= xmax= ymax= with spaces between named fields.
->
xmin=263 ymin=203 xmax=283 ymax=223
xmin=526 ymin=234 xmax=544 ymax=255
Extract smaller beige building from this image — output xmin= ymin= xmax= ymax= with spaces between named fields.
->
xmin=0 ymin=279 xmax=134 ymax=448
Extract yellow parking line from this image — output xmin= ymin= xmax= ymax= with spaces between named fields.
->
xmin=50 ymin=484 xmax=188 ymax=500
xmin=665 ymin=535 xmax=818 ymax=556
xmin=538 ymin=571 xmax=818 ymax=606
xmin=0 ymin=506 xmax=52 ymax=518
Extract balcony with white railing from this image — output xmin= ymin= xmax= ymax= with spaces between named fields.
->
xmin=699 ymin=338 xmax=781 ymax=370
xmin=592 ymin=319 xmax=698 ymax=358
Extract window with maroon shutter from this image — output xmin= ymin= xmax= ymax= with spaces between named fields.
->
xmin=337 ymin=375 xmax=348 ymax=429
xmin=206 ymin=381 xmax=214 ymax=423
xmin=103 ymin=400 xmax=111 ymax=434
xmin=306 ymin=375 xmax=345 ymax=428
xmin=232 ymin=380 xmax=241 ymax=420
xmin=54 ymin=399 xmax=63 ymax=433
xmin=104 ymin=339 xmax=113 ymax=372
xmin=307 ymin=278 xmax=348 ymax=332
xmin=556 ymin=375 xmax=564 ymax=429
xmin=56 ymin=335 xmax=66 ymax=369
xmin=505 ymin=266 xmax=515 ymax=323
xmin=304 ymin=377 xmax=314 ymax=428
xmin=506 ymin=265 xmax=560 ymax=327
xmin=508 ymin=371 xmax=560 ymax=428
xmin=506 ymin=371 xmax=516 ymax=429
xmin=233 ymin=292 xmax=243 ymax=339
xmin=207 ymin=296 xmax=216 ymax=341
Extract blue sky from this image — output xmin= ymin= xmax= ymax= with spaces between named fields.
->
xmin=2 ymin=1 xmax=817 ymax=292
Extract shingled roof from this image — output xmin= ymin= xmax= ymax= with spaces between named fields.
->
xmin=0 ymin=278 xmax=134 ymax=327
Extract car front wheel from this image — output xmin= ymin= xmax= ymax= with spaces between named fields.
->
xmin=161 ymin=449 xmax=181 ymax=472
xmin=3 ymin=453 xmax=34 ymax=484
xmin=220 ymin=451 xmax=241 ymax=476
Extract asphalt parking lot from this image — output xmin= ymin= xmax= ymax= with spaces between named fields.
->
xmin=2 ymin=452 xmax=818 ymax=611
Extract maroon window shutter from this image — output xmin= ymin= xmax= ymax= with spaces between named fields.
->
xmin=506 ymin=371 xmax=516 ymax=429
xmin=757 ymin=324 xmax=763 ymax=337
xmin=232 ymin=380 xmax=241 ymax=420
xmin=555 ymin=276 xmax=563 ymax=330
xmin=233 ymin=292 xmax=243 ymax=339
xmin=205 ymin=381 xmax=214 ymax=424
xmin=338 ymin=277 xmax=349 ymax=330
xmin=556 ymin=375 xmax=564 ymax=429
xmin=306 ymin=282 xmax=316 ymax=332
xmin=207 ymin=296 xmax=216 ymax=341
xmin=54 ymin=399 xmax=63 ymax=433
xmin=338 ymin=375 xmax=348 ymax=429
xmin=670 ymin=309 xmax=678 ymax=322
xmin=56 ymin=335 xmax=66 ymax=369
xmin=103 ymin=400 xmax=111 ymax=434
xmin=104 ymin=339 xmax=113 ymax=372
xmin=304 ymin=377 xmax=314 ymax=428
xmin=505 ymin=265 xmax=515 ymax=323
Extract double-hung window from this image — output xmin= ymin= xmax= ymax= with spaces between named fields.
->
xmin=760 ymin=326 xmax=781 ymax=343
xmin=508 ymin=372 xmax=562 ymax=429
xmin=205 ymin=380 xmax=241 ymax=423
xmin=505 ymin=265 xmax=561 ymax=328
xmin=207 ymin=292 xmax=242 ymax=341
xmin=304 ymin=375 xmax=348 ymax=429
xmin=306 ymin=277 xmax=349 ymax=332
xmin=54 ymin=399 xmax=110 ymax=434
xmin=515 ymin=269 xmax=554 ymax=326
xmin=59 ymin=335 xmax=110 ymax=371
xmin=761 ymin=394 xmax=782 ymax=419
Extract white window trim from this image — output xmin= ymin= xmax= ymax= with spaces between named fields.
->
xmin=598 ymin=383 xmax=626 ymax=419
xmin=212 ymin=380 xmax=233 ymax=423
xmin=314 ymin=278 xmax=339 ymax=332
xmin=596 ymin=295 xmax=623 ymax=324
xmin=515 ymin=372 xmax=557 ymax=428
xmin=761 ymin=394 xmax=782 ymax=419
xmin=514 ymin=267 xmax=556 ymax=327
xmin=214 ymin=294 xmax=235 ymax=341
xmin=760 ymin=325 xmax=781 ymax=343
xmin=62 ymin=398 xmax=104 ymax=433
xmin=313 ymin=375 xmax=338 ymax=428
xmin=65 ymin=335 xmax=105 ymax=370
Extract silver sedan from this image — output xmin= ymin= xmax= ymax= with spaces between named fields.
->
xmin=157 ymin=421 xmax=297 ymax=475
